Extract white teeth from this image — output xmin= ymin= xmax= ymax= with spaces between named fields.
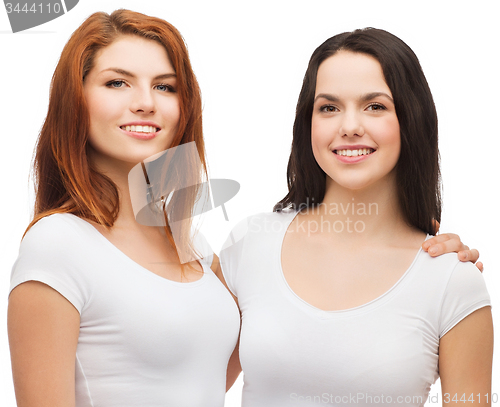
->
xmin=335 ymin=148 xmax=374 ymax=156
xmin=121 ymin=125 xmax=158 ymax=133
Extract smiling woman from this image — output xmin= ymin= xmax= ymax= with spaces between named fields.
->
xmin=83 ymin=35 xmax=180 ymax=171
xmin=219 ymin=28 xmax=493 ymax=406
xmin=7 ymin=9 xmax=240 ymax=407
xmin=311 ymin=52 xmax=401 ymax=192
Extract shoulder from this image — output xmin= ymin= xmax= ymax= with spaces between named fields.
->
xmin=24 ymin=213 xmax=90 ymax=240
xmin=222 ymin=209 xmax=297 ymax=249
xmin=440 ymin=257 xmax=489 ymax=299
xmin=248 ymin=209 xmax=297 ymax=226
xmin=21 ymin=213 xmax=93 ymax=254
xmin=400 ymin=238 xmax=489 ymax=303
xmin=223 ymin=209 xmax=297 ymax=245
xmin=437 ymin=258 xmax=490 ymax=337
xmin=11 ymin=213 xmax=95 ymax=312
xmin=416 ymin=244 xmax=478 ymax=282
xmin=414 ymin=235 xmax=463 ymax=277
xmin=219 ymin=210 xmax=295 ymax=293
xmin=413 ymin=249 xmax=490 ymax=334
xmin=410 ymin=247 xmax=479 ymax=292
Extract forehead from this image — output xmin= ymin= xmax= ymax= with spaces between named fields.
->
xmin=315 ymin=51 xmax=391 ymax=96
xmin=92 ymin=35 xmax=174 ymax=73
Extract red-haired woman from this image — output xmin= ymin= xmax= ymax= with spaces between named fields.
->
xmin=7 ymin=10 xmax=240 ymax=407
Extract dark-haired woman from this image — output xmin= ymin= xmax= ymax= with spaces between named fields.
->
xmin=219 ymin=28 xmax=492 ymax=406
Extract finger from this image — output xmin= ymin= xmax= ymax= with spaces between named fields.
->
xmin=428 ymin=237 xmax=472 ymax=257
xmin=426 ymin=242 xmax=444 ymax=256
xmin=422 ymin=233 xmax=464 ymax=252
xmin=422 ymin=233 xmax=456 ymax=249
xmin=457 ymin=248 xmax=479 ymax=263
xmin=476 ymin=261 xmax=484 ymax=273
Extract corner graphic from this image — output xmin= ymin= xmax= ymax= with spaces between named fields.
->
xmin=4 ymin=0 xmax=78 ymax=33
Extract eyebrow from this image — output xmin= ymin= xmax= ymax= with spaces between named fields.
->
xmin=314 ymin=92 xmax=394 ymax=104
xmin=100 ymin=68 xmax=176 ymax=80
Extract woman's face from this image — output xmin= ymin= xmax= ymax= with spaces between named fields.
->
xmin=83 ymin=35 xmax=180 ymax=172
xmin=311 ymin=51 xmax=400 ymax=192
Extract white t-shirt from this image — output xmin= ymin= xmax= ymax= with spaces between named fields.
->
xmin=10 ymin=213 xmax=240 ymax=407
xmin=220 ymin=210 xmax=491 ymax=407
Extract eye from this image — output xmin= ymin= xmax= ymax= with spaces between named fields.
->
xmin=106 ymin=80 xmax=127 ymax=88
xmin=320 ymin=105 xmax=339 ymax=113
xmin=155 ymin=83 xmax=176 ymax=92
xmin=366 ymin=103 xmax=386 ymax=111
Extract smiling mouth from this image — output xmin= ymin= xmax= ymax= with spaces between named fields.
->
xmin=120 ymin=125 xmax=160 ymax=134
xmin=334 ymin=148 xmax=375 ymax=157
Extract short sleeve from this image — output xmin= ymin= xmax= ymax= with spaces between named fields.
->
xmin=219 ymin=216 xmax=254 ymax=297
xmin=9 ymin=215 xmax=90 ymax=314
xmin=439 ymin=261 xmax=491 ymax=338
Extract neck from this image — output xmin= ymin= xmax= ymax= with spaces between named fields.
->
xmin=309 ymin=173 xmax=416 ymax=244
xmin=90 ymin=152 xmax=142 ymax=230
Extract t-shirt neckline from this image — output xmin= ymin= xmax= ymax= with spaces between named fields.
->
xmin=63 ymin=213 xmax=208 ymax=286
xmin=276 ymin=210 xmax=431 ymax=317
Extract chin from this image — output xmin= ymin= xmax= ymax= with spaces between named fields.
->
xmin=328 ymin=173 xmax=386 ymax=192
xmin=125 ymin=147 xmax=167 ymax=163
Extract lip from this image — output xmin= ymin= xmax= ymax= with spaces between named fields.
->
xmin=332 ymin=144 xmax=377 ymax=164
xmin=119 ymin=121 xmax=161 ymax=141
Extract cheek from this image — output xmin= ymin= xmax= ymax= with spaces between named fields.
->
xmin=85 ymin=91 xmax=119 ymax=131
xmin=373 ymin=116 xmax=400 ymax=154
xmin=163 ymin=98 xmax=181 ymax=128
xmin=386 ymin=118 xmax=401 ymax=157
xmin=84 ymin=95 xmax=102 ymax=145
xmin=310 ymin=123 xmax=332 ymax=176
xmin=311 ymin=118 xmax=332 ymax=150
xmin=310 ymin=121 xmax=323 ymax=165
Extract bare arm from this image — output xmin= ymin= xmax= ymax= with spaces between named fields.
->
xmin=8 ymin=281 xmax=80 ymax=407
xmin=211 ymin=254 xmax=242 ymax=391
xmin=439 ymin=306 xmax=493 ymax=406
xmin=225 ymin=333 xmax=242 ymax=391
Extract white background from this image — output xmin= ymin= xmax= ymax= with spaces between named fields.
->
xmin=1 ymin=0 xmax=498 ymax=405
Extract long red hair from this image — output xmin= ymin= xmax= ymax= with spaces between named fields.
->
xmin=27 ymin=9 xmax=207 ymax=261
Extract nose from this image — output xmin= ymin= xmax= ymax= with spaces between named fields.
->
xmin=339 ymin=110 xmax=364 ymax=137
xmin=130 ymin=86 xmax=156 ymax=115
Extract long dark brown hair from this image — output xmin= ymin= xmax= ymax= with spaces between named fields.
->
xmin=274 ymin=28 xmax=441 ymax=235
xmin=27 ymin=9 xmax=207 ymax=261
